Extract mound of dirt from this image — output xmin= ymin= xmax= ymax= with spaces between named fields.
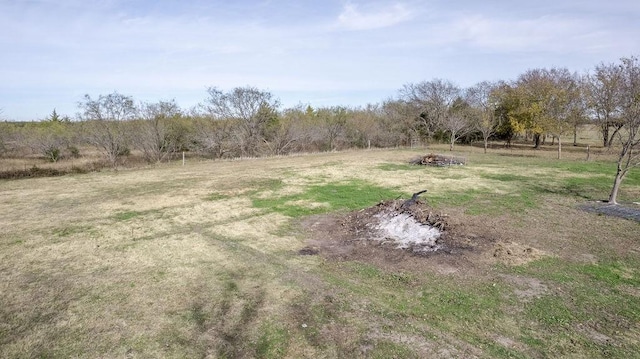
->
xmin=492 ymin=241 xmax=546 ymax=266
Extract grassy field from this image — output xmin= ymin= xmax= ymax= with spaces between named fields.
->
xmin=1 ymin=144 xmax=639 ymax=358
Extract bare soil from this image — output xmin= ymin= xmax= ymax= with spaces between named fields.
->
xmin=580 ymin=201 xmax=640 ymax=222
xmin=300 ymin=198 xmax=546 ymax=276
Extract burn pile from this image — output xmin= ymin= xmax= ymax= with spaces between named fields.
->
xmin=410 ymin=153 xmax=466 ymax=166
xmin=339 ymin=190 xmax=449 ymax=254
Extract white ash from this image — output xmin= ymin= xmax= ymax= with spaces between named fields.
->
xmin=372 ymin=211 xmax=442 ymax=252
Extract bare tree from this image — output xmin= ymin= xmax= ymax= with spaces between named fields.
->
xmin=609 ymin=57 xmax=640 ymax=204
xmin=586 ymin=62 xmax=624 ymax=148
xmin=443 ymin=97 xmax=474 ymax=151
xmin=78 ymin=92 xmax=137 ymax=167
xmin=401 ymin=79 xmax=473 ymax=151
xmin=0 ymin=109 xmax=9 ymax=157
xmin=381 ymin=99 xmax=420 ymax=146
xmin=544 ymin=68 xmax=583 ymax=159
xmin=466 ymin=81 xmax=501 ymax=153
xmin=133 ymin=100 xmax=185 ymax=163
xmin=264 ymin=106 xmax=306 ymax=155
xmin=568 ymin=75 xmax=590 ymax=146
xmin=399 ymin=79 xmax=461 ymax=141
xmin=321 ymin=106 xmax=350 ymax=151
xmin=190 ymin=115 xmax=236 ymax=158
xmin=204 ymin=87 xmax=279 ymax=156
xmin=346 ymin=104 xmax=384 ymax=149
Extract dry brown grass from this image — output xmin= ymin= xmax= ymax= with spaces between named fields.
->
xmin=1 ymin=138 xmax=639 ymax=358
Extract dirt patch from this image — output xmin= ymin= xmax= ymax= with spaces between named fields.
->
xmin=500 ymin=274 xmax=549 ymax=301
xmin=580 ymin=201 xmax=640 ymax=222
xmin=410 ymin=153 xmax=466 ymax=166
xmin=492 ymin=242 xmax=546 ymax=266
xmin=298 ymin=246 xmax=320 ymax=255
xmin=300 ymin=198 xmax=545 ymax=273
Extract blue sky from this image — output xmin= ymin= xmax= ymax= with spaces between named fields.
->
xmin=1 ymin=0 xmax=638 ymax=120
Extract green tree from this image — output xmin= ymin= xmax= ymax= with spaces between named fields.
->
xmin=47 ymin=108 xmax=70 ymax=123
xmin=508 ymin=68 xmax=577 ymax=154
xmin=21 ymin=109 xmax=73 ymax=162
xmin=493 ymin=84 xmax=525 ymax=146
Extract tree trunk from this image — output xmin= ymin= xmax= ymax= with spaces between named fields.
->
xmin=483 ymin=137 xmax=488 ymax=154
xmin=533 ymin=133 xmax=541 ymax=149
xmin=608 ymin=126 xmax=623 ymax=148
xmin=573 ymin=125 xmax=578 ymax=146
xmin=602 ymin=124 xmax=609 ymax=147
xmin=449 ymin=133 xmax=455 ymax=151
xmin=557 ymin=136 xmax=562 ymax=160
xmin=608 ymin=168 xmax=624 ymax=204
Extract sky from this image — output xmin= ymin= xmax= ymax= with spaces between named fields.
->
xmin=1 ymin=0 xmax=639 ymax=121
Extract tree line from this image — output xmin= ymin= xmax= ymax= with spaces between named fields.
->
xmin=1 ymin=56 xmax=638 ymax=202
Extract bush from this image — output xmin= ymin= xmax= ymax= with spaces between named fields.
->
xmin=44 ymin=147 xmax=61 ymax=162
xmin=67 ymin=146 xmax=81 ymax=158
xmin=0 ymin=166 xmax=63 ymax=179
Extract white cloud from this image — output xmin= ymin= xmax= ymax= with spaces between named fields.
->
xmin=1 ymin=0 xmax=639 ymax=120
xmin=454 ymin=15 xmax=588 ymax=51
xmin=336 ymin=2 xmax=414 ymax=30
xmin=415 ymin=12 xmax=632 ymax=57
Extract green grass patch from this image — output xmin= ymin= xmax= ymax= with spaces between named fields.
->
xmin=526 ymin=295 xmax=575 ymax=328
xmin=562 ymin=175 xmax=613 ymax=200
xmin=251 ymin=179 xmax=405 ymax=217
xmin=369 ymin=340 xmax=419 ymax=358
xmin=111 ymin=208 xmax=166 ymax=222
xmin=507 ymin=257 xmax=640 ymax=350
xmin=113 ymin=210 xmax=143 ymax=221
xmin=417 ymin=283 xmax=505 ymax=325
xmin=255 ymin=322 xmax=290 ymax=358
xmin=581 ymin=262 xmax=640 ymax=286
xmin=428 ymin=189 xmax=537 ymax=215
xmin=346 ymin=262 xmax=415 ymax=287
xmin=53 ymin=225 xmax=93 ymax=237
xmin=470 ymin=158 xmax=633 ymax=205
